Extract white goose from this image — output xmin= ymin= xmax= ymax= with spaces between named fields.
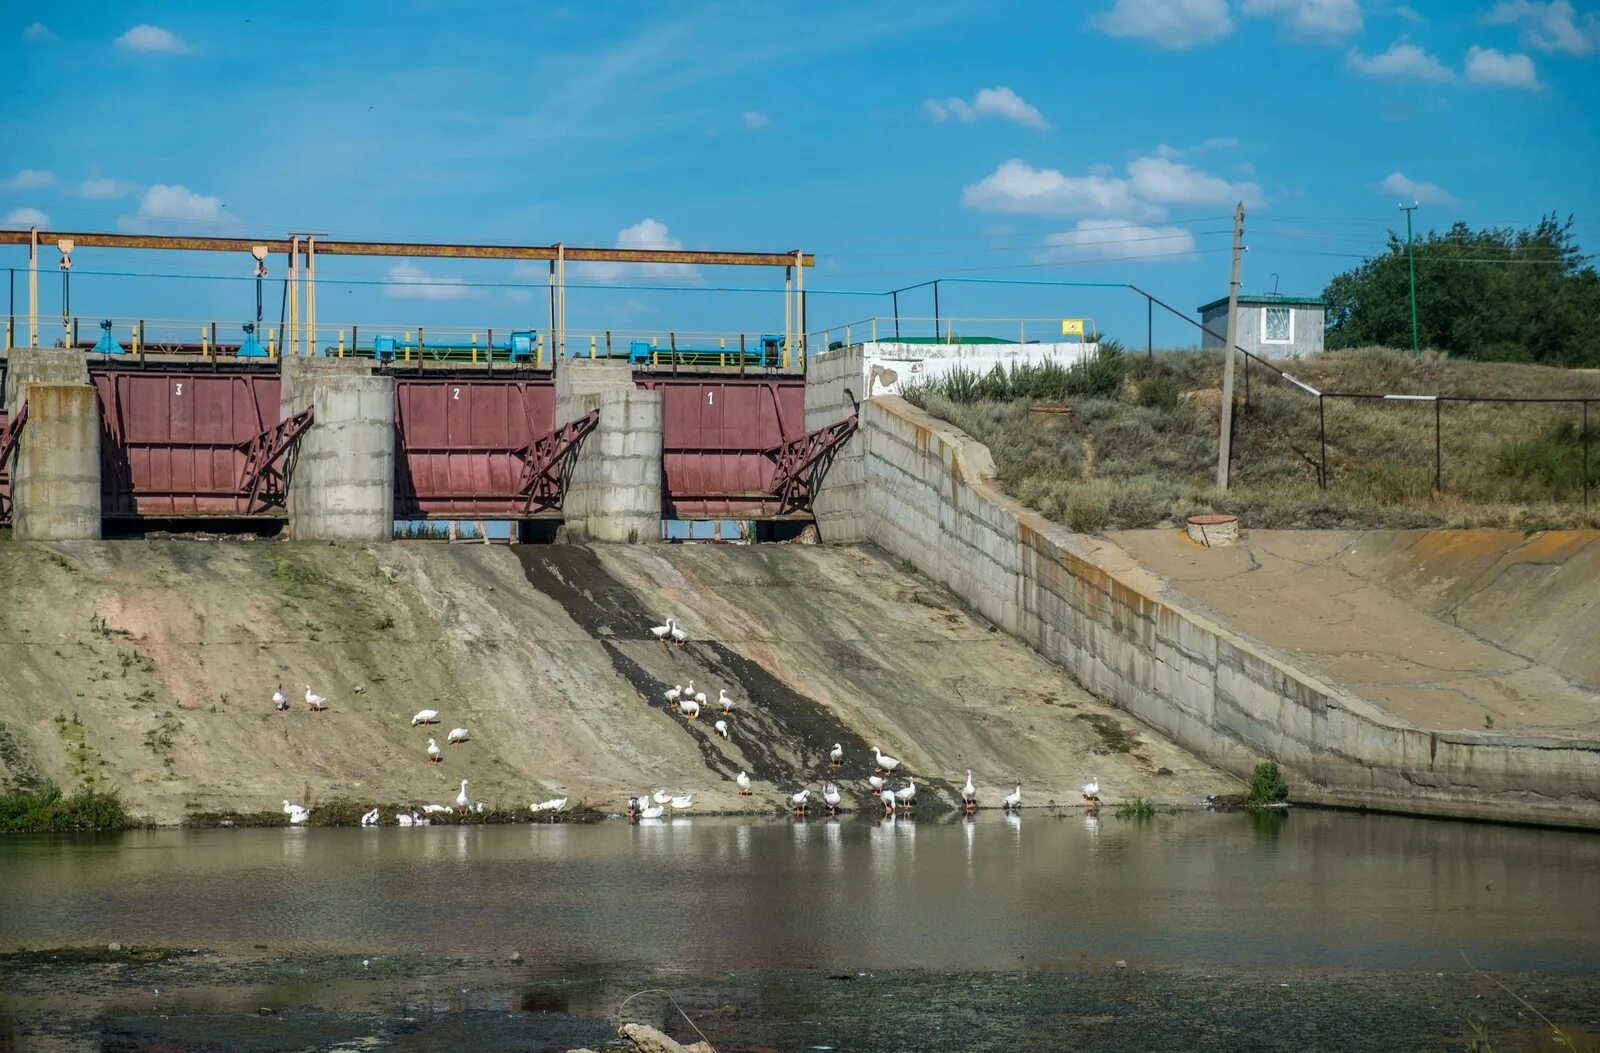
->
xmin=360 ymin=807 xmax=379 ymax=826
xmin=962 ymin=769 xmax=977 ymax=812
xmin=822 ymin=782 xmax=842 ymax=815
xmin=531 ymin=797 xmax=567 ymax=813
xmin=454 ymin=779 xmax=471 ymax=812
xmin=717 ymin=689 xmax=734 ymax=715
xmin=272 ymin=684 xmax=288 ymax=712
xmin=867 ymin=774 xmax=886 ymax=792
xmin=879 ymin=787 xmax=897 ymax=816
xmin=713 ymin=719 xmax=729 ymax=739
xmin=1083 ymin=776 xmax=1100 ymax=802
xmin=679 ymin=697 xmax=701 ymax=720
xmin=895 ymin=778 xmax=918 ymax=811
xmin=829 ymin=743 xmax=844 ymax=768
xmin=639 ymin=801 xmax=665 ymax=819
xmin=650 ymin=617 xmax=674 ymax=643
xmin=421 ymin=803 xmax=450 ymax=814
xmin=396 ymin=812 xmax=416 ymax=827
xmin=1001 ymin=783 xmax=1022 ymax=811
xmin=664 ymin=685 xmax=683 ymax=707
xmin=669 ymin=621 xmax=688 ymax=646
xmin=446 ymin=727 xmax=470 ymax=745
xmin=671 ymin=794 xmax=693 ymax=810
xmin=426 ymin=738 xmax=442 ymax=764
xmin=790 ymin=788 xmax=811 ymax=813
xmin=305 ymin=686 xmax=328 ymax=712
xmin=735 ymin=770 xmax=752 ymax=796
xmin=870 ymin=747 xmax=901 ymax=774
xmin=410 ymin=709 xmax=439 ymax=727
xmin=283 ymin=800 xmax=311 ymax=824
xmin=652 ymin=789 xmax=673 ymax=805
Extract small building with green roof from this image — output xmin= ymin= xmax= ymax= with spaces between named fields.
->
xmin=1197 ymin=293 xmax=1326 ymax=358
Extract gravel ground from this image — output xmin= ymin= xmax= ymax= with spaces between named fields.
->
xmin=2 ymin=950 xmax=1596 ymax=1052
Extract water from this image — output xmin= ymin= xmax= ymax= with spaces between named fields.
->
xmin=4 ymin=810 xmax=1597 ymax=974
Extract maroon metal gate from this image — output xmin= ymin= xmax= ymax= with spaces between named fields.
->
xmin=635 ymin=376 xmax=809 ymax=518
xmin=393 ymin=376 xmax=566 ymax=517
xmin=0 ymin=406 xmax=14 ymax=525
xmin=92 ymin=368 xmax=289 ymax=517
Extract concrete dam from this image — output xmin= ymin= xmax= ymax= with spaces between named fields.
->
xmin=1 ymin=344 xmax=1596 ymax=828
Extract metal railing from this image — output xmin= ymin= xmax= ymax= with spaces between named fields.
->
xmin=806 ymin=316 xmax=1099 ymax=350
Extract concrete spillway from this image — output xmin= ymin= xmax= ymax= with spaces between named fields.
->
xmin=0 ymin=541 xmax=1226 ymax=823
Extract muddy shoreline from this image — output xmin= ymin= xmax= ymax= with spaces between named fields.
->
xmin=2 ymin=949 xmax=1596 ymax=1052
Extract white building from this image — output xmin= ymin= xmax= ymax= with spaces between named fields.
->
xmin=1199 ymin=294 xmax=1326 ymax=358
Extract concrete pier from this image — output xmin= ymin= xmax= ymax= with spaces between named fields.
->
xmin=280 ymin=357 xmax=395 ymax=541
xmin=556 ymin=360 xmax=661 ymax=543
xmin=804 ymin=344 xmax=866 ymax=543
xmin=11 ymin=383 xmax=102 ymax=540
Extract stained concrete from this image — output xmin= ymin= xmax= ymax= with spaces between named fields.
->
xmin=280 ymin=358 xmax=395 ymax=541
xmin=556 ymin=359 xmax=661 ymax=543
xmin=10 ymin=383 xmax=101 ymax=540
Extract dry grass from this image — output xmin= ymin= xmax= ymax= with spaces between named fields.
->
xmin=905 ymin=347 xmax=1600 ymax=532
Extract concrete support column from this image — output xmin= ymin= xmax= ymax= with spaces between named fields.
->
xmin=281 ymin=357 xmax=394 ymax=542
xmin=4 ymin=347 xmax=89 ymax=413
xmin=12 ymin=383 xmax=101 ymax=540
xmin=556 ymin=360 xmax=662 ymax=543
xmin=803 ymin=344 xmax=866 ymax=542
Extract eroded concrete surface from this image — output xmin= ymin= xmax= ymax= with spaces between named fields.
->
xmin=1109 ymin=529 xmax=1600 ymax=736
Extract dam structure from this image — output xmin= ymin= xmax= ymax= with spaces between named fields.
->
xmin=0 ymin=231 xmax=1595 ymax=830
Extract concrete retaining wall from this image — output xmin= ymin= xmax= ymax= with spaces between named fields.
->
xmin=848 ymin=394 xmax=1600 ymax=828
xmin=11 ymin=383 xmax=101 ymax=541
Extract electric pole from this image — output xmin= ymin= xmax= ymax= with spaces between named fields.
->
xmin=1400 ymin=202 xmax=1419 ymax=354
xmin=1216 ymin=201 xmax=1245 ymax=491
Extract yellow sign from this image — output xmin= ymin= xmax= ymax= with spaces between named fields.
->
xmin=1060 ymin=318 xmax=1084 ymax=336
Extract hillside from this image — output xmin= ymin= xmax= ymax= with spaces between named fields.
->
xmin=906 ymin=346 xmax=1600 ymax=533
xmin=0 ymin=540 xmax=1227 ymax=823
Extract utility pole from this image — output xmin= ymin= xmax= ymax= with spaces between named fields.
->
xmin=1400 ymin=202 xmax=1419 ymax=354
xmin=1216 ymin=201 xmax=1245 ymax=491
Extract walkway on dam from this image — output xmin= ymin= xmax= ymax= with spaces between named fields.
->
xmin=1107 ymin=529 xmax=1600 ymax=737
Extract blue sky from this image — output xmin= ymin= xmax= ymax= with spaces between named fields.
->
xmin=2 ymin=1 xmax=1597 ymax=349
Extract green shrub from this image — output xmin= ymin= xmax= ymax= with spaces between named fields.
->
xmin=1065 ymin=482 xmax=1111 ymax=533
xmin=1246 ymin=761 xmax=1289 ymax=804
xmin=1136 ymin=370 xmax=1182 ymax=410
xmin=0 ymin=783 xmax=131 ymax=833
xmin=1114 ymin=797 xmax=1157 ymax=819
xmin=1495 ymin=418 xmax=1599 ymax=492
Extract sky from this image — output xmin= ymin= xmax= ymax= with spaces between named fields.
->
xmin=2 ymin=1 xmax=1598 ymax=350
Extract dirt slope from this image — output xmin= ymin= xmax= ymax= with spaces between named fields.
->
xmin=0 ymin=541 xmax=1229 ymax=822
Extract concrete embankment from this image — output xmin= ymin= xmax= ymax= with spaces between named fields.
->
xmin=0 ymin=541 xmax=1225 ymax=823
xmin=809 ymin=352 xmax=1600 ymax=826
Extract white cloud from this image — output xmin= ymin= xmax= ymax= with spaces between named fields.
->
xmin=962 ymin=154 xmax=1260 ymax=221
xmin=115 ymin=25 xmax=191 ymax=55
xmin=384 ymin=262 xmax=475 ymax=301
xmin=742 ymin=110 xmax=771 ymax=130
xmin=1 ymin=168 xmax=54 ymax=191
xmin=1127 ymin=156 xmax=1264 ymax=207
xmin=1395 ymin=5 xmax=1426 ymax=22
xmin=1037 ymin=220 xmax=1197 ymax=263
xmin=1378 ymin=171 xmax=1457 ymax=205
xmin=925 ymin=86 xmax=1048 ymax=129
xmin=1243 ymin=0 xmax=1363 ymax=40
xmin=1347 ymin=41 xmax=1455 ymax=80
xmin=77 ymin=177 xmax=137 ymax=199
xmin=1091 ymin=0 xmax=1234 ymax=48
xmin=118 ymin=184 xmax=234 ymax=233
xmin=962 ymin=159 xmax=1163 ymax=220
xmin=23 ymin=22 xmax=54 ymax=42
xmin=1484 ymin=0 xmax=1598 ymax=55
xmin=1464 ymin=45 xmax=1542 ymax=87
xmin=1155 ymin=137 xmax=1240 ymax=159
xmin=570 ymin=218 xmax=700 ymax=282
xmin=3 ymin=207 xmax=50 ymax=229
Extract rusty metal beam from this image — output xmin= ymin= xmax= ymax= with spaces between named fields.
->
xmin=237 ymin=406 xmax=314 ymax=512
xmin=0 ymin=230 xmax=813 ymax=268
xmin=515 ymin=408 xmax=599 ymax=513
xmin=764 ymin=414 xmax=858 ymax=515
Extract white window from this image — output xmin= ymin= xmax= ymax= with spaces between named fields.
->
xmin=1262 ymin=306 xmax=1293 ymax=344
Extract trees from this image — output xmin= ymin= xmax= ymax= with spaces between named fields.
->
xmin=1323 ymin=214 xmax=1600 ymax=367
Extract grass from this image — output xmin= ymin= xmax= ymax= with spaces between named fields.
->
xmin=902 ymin=345 xmax=1600 ymax=531
xmin=1114 ymin=797 xmax=1157 ymax=819
xmin=0 ymin=783 xmax=131 ymax=833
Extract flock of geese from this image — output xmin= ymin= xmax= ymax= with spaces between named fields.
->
xmin=273 ymin=611 xmax=1106 ymax=827
xmin=271 ymin=688 xmax=566 ymax=827
xmin=640 ymin=617 xmax=1107 ymax=819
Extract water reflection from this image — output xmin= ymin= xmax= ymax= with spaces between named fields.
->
xmin=2 ymin=812 xmax=1597 ymax=973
